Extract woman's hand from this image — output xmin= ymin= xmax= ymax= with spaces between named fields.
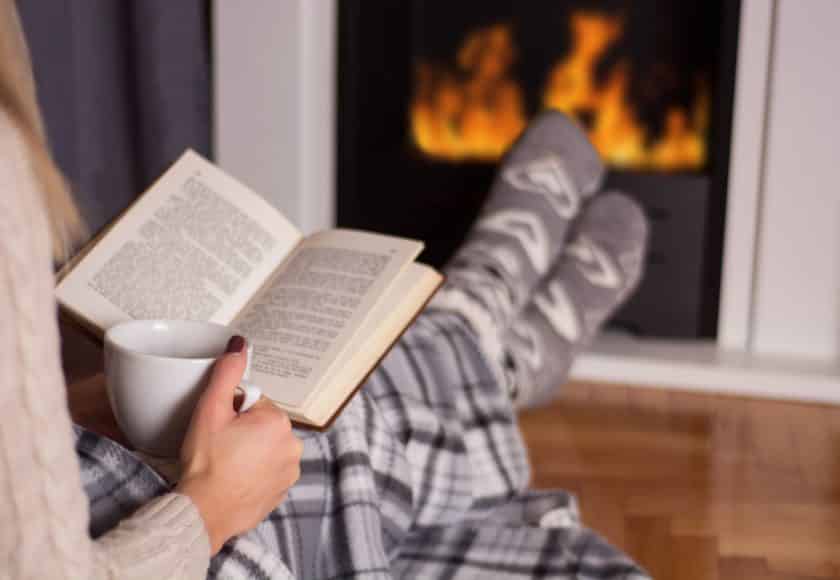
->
xmin=176 ymin=336 xmax=303 ymax=554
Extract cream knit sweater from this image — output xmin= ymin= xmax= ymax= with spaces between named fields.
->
xmin=0 ymin=5 xmax=211 ymax=579
xmin=0 ymin=111 xmax=211 ymax=580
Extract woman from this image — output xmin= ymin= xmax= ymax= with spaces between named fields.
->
xmin=1 ymin=1 xmax=650 ymax=577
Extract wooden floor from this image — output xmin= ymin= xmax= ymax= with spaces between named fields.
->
xmin=519 ymin=382 xmax=840 ymax=580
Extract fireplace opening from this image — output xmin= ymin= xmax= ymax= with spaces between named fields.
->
xmin=337 ymin=1 xmax=740 ymax=338
xmin=410 ymin=10 xmax=710 ymax=171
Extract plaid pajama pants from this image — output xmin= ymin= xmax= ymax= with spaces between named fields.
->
xmin=75 ymin=310 xmax=649 ymax=579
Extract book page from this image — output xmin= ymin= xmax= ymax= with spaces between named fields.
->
xmin=233 ymin=229 xmax=423 ymax=407
xmin=55 ymin=150 xmax=302 ymax=331
xmin=302 ymin=264 xmax=442 ymax=427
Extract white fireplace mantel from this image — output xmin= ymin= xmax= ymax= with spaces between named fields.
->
xmin=213 ymin=0 xmax=840 ymax=404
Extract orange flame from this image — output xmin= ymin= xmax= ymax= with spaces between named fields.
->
xmin=411 ymin=25 xmax=526 ymax=161
xmin=410 ymin=13 xmax=709 ymax=171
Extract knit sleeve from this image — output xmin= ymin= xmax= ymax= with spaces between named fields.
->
xmin=0 ymin=113 xmax=210 ymax=579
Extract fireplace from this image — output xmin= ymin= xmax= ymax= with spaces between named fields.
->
xmin=336 ymin=1 xmax=740 ymax=338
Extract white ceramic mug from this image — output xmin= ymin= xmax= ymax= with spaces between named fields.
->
xmin=104 ymin=320 xmax=261 ymax=457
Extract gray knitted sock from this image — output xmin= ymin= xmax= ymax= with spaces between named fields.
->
xmin=431 ymin=111 xmax=604 ymax=371
xmin=502 ymin=191 xmax=649 ymax=409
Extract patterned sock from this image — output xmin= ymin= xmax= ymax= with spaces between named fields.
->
xmin=502 ymin=191 xmax=649 ymax=409
xmin=430 ymin=111 xmax=604 ymax=374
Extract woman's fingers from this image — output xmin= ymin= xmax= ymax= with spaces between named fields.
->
xmin=194 ymin=335 xmax=249 ymax=431
xmin=241 ymin=401 xmax=293 ymax=434
xmin=178 ymin=381 xmax=305 ymax=553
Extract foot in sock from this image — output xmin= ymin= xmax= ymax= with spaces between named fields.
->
xmin=431 ymin=111 xmax=605 ymax=367
xmin=502 ymin=191 xmax=649 ymax=409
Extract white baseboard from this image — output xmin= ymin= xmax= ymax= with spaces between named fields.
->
xmin=571 ymin=333 xmax=840 ymax=405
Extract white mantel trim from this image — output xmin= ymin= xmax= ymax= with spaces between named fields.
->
xmin=297 ymin=0 xmax=336 ymax=234
xmin=213 ymin=0 xmax=336 ymax=234
xmin=716 ymin=0 xmax=775 ymax=351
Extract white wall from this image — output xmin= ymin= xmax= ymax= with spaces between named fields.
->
xmin=751 ymin=0 xmax=840 ymax=361
xmin=213 ymin=0 xmax=335 ymax=234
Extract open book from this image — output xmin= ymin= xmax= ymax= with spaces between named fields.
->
xmin=56 ymin=150 xmax=443 ymax=429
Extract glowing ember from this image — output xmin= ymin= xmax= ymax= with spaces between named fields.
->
xmin=410 ymin=12 xmax=710 ymax=171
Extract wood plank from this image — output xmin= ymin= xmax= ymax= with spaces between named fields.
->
xmin=517 ymin=383 xmax=840 ymax=579
xmin=768 ymin=558 xmax=840 ymax=580
xmin=576 ymin=480 xmax=627 ymax=551
xmin=627 ymin=385 xmax=671 ymax=415
xmin=669 ymin=390 xmax=715 ymax=435
xmin=745 ymin=399 xmax=801 ymax=473
xmin=625 ymin=516 xmax=673 ymax=580
xmin=718 ymin=557 xmax=774 ymax=580
xmin=787 ymin=403 xmax=839 ymax=494
xmin=587 ymin=382 xmax=629 ymax=407
xmin=709 ymin=395 xmax=749 ymax=462
xmin=674 ymin=535 xmax=719 ymax=580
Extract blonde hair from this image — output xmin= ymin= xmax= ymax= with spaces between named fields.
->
xmin=0 ymin=0 xmax=85 ymax=262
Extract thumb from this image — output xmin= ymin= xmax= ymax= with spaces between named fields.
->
xmin=193 ymin=335 xmax=249 ymax=431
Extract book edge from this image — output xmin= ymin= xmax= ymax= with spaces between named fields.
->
xmin=289 ymin=270 xmax=444 ymax=431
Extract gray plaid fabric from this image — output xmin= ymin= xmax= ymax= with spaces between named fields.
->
xmin=74 ymin=310 xmax=648 ymax=579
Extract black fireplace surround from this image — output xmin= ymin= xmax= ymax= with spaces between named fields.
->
xmin=337 ymin=0 xmax=741 ymax=339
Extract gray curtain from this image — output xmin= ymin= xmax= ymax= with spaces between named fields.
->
xmin=17 ymin=1 xmax=212 ymax=237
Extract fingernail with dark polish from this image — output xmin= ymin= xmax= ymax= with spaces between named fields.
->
xmin=225 ymin=335 xmax=246 ymax=354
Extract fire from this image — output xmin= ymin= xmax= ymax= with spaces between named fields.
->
xmin=410 ymin=13 xmax=709 ymax=171
xmin=411 ymin=25 xmax=526 ymax=161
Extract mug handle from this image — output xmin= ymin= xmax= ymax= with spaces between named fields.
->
xmin=235 ymin=342 xmax=261 ymax=412
xmin=236 ymin=383 xmax=262 ymax=413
